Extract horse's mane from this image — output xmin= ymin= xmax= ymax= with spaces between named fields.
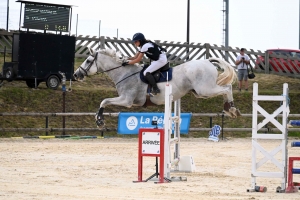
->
xmin=97 ymin=48 xmax=141 ymax=67
xmin=98 ymin=49 xmax=127 ymax=63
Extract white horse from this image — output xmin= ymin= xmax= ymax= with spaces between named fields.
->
xmin=74 ymin=48 xmax=241 ymax=126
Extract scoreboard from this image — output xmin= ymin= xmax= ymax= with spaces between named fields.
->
xmin=23 ymin=2 xmax=70 ymax=32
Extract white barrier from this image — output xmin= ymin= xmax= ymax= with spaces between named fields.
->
xmin=134 ymin=83 xmax=195 ymax=184
xmin=247 ymin=83 xmax=289 ymax=193
xmin=163 ymin=83 xmax=196 ymax=180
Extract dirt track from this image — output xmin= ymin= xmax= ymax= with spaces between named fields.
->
xmin=0 ymin=138 xmax=299 ymax=200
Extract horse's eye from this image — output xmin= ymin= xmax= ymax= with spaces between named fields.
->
xmin=86 ymin=60 xmax=90 ymax=64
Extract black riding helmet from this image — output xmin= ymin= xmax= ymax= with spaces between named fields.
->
xmin=132 ymin=33 xmax=146 ymax=47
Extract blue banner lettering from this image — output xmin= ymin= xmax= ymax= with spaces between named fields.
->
xmin=117 ymin=112 xmax=192 ymax=134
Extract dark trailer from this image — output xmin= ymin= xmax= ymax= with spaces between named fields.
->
xmin=1 ymin=1 xmax=76 ymax=89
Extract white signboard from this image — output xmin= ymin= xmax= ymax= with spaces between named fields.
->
xmin=141 ymin=132 xmax=161 ymax=155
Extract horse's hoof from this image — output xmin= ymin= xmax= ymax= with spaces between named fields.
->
xmin=96 ymin=119 xmax=105 ymax=127
xmin=229 ymin=107 xmax=237 ymax=118
xmin=223 ymin=110 xmax=234 ymax=118
xmin=235 ymin=109 xmax=242 ymax=117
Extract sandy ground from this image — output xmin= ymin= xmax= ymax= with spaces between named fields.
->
xmin=0 ymin=137 xmax=300 ymax=200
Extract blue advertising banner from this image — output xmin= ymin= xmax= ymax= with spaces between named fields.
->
xmin=117 ymin=112 xmax=192 ymax=134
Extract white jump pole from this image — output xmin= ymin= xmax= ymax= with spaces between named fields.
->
xmin=248 ymin=83 xmax=289 ymax=193
xmin=163 ymin=82 xmax=181 ymax=177
xmin=173 ymin=98 xmax=181 ymax=171
xmin=163 ymin=82 xmax=194 ymax=180
xmin=164 ymin=83 xmax=172 ymax=179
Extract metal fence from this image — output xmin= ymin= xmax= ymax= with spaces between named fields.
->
xmin=1 ymin=112 xmax=300 ymax=134
xmin=1 ymin=30 xmax=300 ymax=78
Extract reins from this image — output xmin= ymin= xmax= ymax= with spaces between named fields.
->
xmin=80 ymin=51 xmax=141 ymax=86
xmin=97 ymin=65 xmax=124 ymax=73
xmin=115 ymin=71 xmax=141 ymax=86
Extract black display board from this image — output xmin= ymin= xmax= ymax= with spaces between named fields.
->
xmin=17 ymin=33 xmax=75 ymax=79
xmin=23 ymin=2 xmax=70 ymax=32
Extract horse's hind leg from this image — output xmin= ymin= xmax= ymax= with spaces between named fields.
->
xmin=193 ymin=84 xmax=240 ymax=118
xmin=223 ymin=100 xmax=240 ymax=118
xmin=221 ymin=84 xmax=241 ymax=118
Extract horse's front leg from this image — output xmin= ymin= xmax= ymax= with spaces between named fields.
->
xmin=95 ymin=96 xmax=134 ymax=127
xmin=95 ymin=107 xmax=105 ymax=127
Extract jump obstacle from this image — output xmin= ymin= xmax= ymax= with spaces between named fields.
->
xmin=248 ymin=83 xmax=289 ymax=193
xmin=285 ymin=121 xmax=300 ymax=193
xmin=289 ymin=121 xmax=300 ymax=127
xmin=286 ymin=141 xmax=300 ymax=192
xmin=133 ymin=83 xmax=195 ymax=184
xmin=249 ymin=83 xmax=300 ymax=193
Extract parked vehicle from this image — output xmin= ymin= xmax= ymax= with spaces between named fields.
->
xmin=1 ymin=32 xmax=75 ymax=89
xmin=255 ymin=49 xmax=300 ymax=73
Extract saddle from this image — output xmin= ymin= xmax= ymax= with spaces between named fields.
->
xmin=140 ymin=62 xmax=173 ymax=84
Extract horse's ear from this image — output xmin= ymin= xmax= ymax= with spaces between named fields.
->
xmin=89 ymin=48 xmax=94 ymax=56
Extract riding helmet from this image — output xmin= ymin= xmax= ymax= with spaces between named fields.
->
xmin=132 ymin=33 xmax=145 ymax=42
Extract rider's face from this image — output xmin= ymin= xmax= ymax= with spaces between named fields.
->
xmin=134 ymin=40 xmax=140 ymax=47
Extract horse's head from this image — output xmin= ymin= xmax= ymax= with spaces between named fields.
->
xmin=73 ymin=48 xmax=128 ymax=81
xmin=73 ymin=48 xmax=99 ymax=81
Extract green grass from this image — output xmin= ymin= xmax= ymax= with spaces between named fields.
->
xmin=1 ymin=55 xmax=300 ymax=138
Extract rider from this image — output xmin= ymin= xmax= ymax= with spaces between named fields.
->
xmin=122 ymin=33 xmax=168 ymax=95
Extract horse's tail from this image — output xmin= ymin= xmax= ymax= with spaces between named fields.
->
xmin=208 ymin=58 xmax=237 ymax=86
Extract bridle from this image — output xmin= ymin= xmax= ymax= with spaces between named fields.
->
xmin=78 ymin=52 xmax=141 ymax=86
xmin=79 ymin=52 xmax=125 ymax=76
xmin=79 ymin=52 xmax=99 ymax=76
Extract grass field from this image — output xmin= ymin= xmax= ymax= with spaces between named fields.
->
xmin=1 ymin=54 xmax=300 ymax=138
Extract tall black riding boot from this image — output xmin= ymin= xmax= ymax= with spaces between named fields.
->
xmin=145 ymin=72 xmax=160 ymax=95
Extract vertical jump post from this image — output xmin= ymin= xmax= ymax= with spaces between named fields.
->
xmin=247 ymin=83 xmax=289 ymax=193
xmin=134 ymin=83 xmax=194 ymax=184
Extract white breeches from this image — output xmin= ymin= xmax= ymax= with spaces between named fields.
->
xmin=143 ymin=53 xmax=168 ymax=76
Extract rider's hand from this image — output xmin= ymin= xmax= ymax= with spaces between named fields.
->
xmin=122 ymin=61 xmax=129 ymax=66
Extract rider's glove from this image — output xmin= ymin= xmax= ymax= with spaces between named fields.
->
xmin=122 ymin=61 xmax=129 ymax=66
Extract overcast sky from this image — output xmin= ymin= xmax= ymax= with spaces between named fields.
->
xmin=0 ymin=0 xmax=299 ymax=52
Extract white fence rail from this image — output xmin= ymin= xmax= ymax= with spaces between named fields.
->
xmin=1 ymin=112 xmax=300 ymax=133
